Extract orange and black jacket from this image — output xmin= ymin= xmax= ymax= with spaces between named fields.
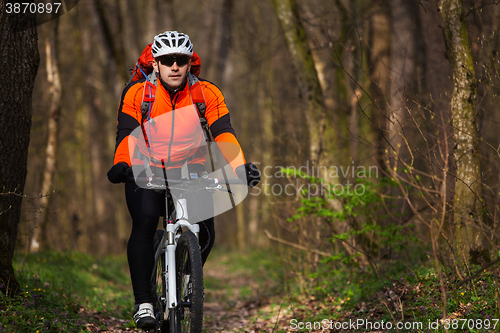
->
xmin=113 ymin=75 xmax=245 ymax=172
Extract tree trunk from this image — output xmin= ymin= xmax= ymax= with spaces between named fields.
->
xmin=118 ymin=0 xmax=142 ymax=65
xmin=30 ymin=19 xmax=61 ymax=252
xmin=162 ymin=0 xmax=177 ymax=30
xmin=271 ymin=0 xmax=326 ymax=164
xmin=388 ymin=0 xmax=424 ymax=219
xmin=145 ymin=0 xmax=159 ymax=42
xmin=198 ymin=0 xmax=220 ymax=76
xmin=0 ymin=1 xmax=40 ymax=296
xmin=89 ymin=0 xmax=128 ymax=85
xmin=439 ymin=0 xmax=488 ymax=264
xmin=213 ymin=0 xmax=234 ymax=85
xmin=236 ymin=201 xmax=246 ymax=252
xmin=368 ymin=2 xmax=390 ymax=169
xmin=389 ymin=0 xmax=423 ymax=157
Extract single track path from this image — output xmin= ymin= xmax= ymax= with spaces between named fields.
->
xmin=82 ymin=253 xmax=284 ymax=332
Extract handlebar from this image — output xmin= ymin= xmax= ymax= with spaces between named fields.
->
xmin=126 ymin=175 xmax=245 ymax=190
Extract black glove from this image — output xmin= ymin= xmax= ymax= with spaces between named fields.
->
xmin=107 ymin=162 xmax=133 ymax=184
xmin=235 ymin=162 xmax=260 ymax=188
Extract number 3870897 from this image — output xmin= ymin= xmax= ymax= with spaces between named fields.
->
xmin=5 ymin=2 xmax=61 ymax=14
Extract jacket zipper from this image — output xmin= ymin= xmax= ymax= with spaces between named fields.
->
xmin=166 ymin=93 xmax=179 ymax=166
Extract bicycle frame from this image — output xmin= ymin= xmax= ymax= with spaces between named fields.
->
xmin=138 ymin=175 xmax=244 ymax=331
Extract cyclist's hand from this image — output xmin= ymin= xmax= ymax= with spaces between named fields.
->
xmin=107 ymin=162 xmax=133 ymax=184
xmin=235 ymin=163 xmax=260 ymax=188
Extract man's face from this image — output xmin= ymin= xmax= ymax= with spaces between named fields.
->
xmin=153 ymin=54 xmax=191 ymax=89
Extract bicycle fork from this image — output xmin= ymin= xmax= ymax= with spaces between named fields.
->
xmin=164 ymin=198 xmax=199 ymax=321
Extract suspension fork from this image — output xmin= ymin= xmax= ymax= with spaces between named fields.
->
xmin=165 ymin=223 xmax=177 ymax=310
xmin=165 ymin=198 xmax=200 ymax=311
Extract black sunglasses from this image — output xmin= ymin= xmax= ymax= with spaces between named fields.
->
xmin=158 ymin=55 xmax=190 ymax=67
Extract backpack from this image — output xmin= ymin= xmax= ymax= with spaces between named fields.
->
xmin=128 ymin=44 xmax=216 ymax=172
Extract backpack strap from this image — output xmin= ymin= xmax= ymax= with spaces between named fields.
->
xmin=188 ymin=72 xmax=217 ymax=170
xmin=188 ymin=73 xmax=209 ymax=140
xmin=148 ymin=70 xmax=157 ymax=86
xmin=188 ymin=74 xmax=232 ymax=200
xmin=126 ymin=62 xmax=139 ymax=87
xmin=137 ymin=71 xmax=157 ymax=182
xmin=141 ymin=71 xmax=157 ymax=123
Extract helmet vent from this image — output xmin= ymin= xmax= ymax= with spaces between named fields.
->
xmin=161 ymin=38 xmax=171 ymax=47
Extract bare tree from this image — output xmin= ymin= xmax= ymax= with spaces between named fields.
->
xmin=439 ymin=0 xmax=488 ymax=264
xmin=389 ymin=0 xmax=423 ymax=157
xmin=213 ymin=0 xmax=234 ymax=85
xmin=0 ymin=1 xmax=40 ymax=295
xmin=271 ymin=0 xmax=326 ymax=164
xmin=30 ymin=19 xmax=61 ymax=252
xmin=367 ymin=1 xmax=390 ymax=169
xmin=89 ymin=0 xmax=128 ymax=86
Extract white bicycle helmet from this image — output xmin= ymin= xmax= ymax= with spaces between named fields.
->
xmin=151 ymin=31 xmax=193 ymax=57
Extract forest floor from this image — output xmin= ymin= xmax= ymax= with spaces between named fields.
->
xmin=80 ymin=253 xmax=500 ymax=333
xmin=81 ymin=251 xmax=292 ymax=333
xmin=8 ymin=249 xmax=313 ymax=333
xmin=9 ymin=249 xmax=499 ymax=332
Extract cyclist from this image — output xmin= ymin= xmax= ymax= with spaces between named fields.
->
xmin=107 ymin=31 xmax=260 ymax=330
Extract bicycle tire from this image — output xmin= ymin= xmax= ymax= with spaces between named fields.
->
xmin=153 ymin=229 xmax=170 ymax=333
xmin=170 ymin=231 xmax=204 ymax=333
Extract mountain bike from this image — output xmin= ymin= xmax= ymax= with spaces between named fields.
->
xmin=137 ymin=174 xmax=244 ymax=333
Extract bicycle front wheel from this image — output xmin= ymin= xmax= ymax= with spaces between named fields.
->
xmin=171 ymin=231 xmax=204 ymax=333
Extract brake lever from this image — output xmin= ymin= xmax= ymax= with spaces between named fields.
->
xmin=205 ymin=184 xmax=235 ymax=196
xmin=205 ymin=184 xmax=221 ymax=191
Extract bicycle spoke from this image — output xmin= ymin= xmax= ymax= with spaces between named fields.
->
xmin=175 ymin=231 xmax=203 ymax=333
xmin=153 ymin=230 xmax=169 ymax=332
xmin=180 ymin=244 xmax=191 ymax=330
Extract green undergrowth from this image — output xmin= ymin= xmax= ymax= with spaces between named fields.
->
xmin=269 ymin=256 xmax=500 ymax=332
xmin=210 ymin=243 xmax=500 ymax=332
xmin=259 ymin=167 xmax=500 ymax=332
xmin=3 ymin=247 xmax=497 ymax=332
xmin=0 ymin=251 xmax=134 ymax=332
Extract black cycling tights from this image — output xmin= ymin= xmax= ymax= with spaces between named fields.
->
xmin=125 ymin=183 xmax=215 ymax=304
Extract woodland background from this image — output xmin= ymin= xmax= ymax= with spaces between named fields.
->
xmin=2 ymin=0 xmax=500 ymax=299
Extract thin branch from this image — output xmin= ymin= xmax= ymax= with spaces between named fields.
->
xmin=458 ymin=258 xmax=500 ymax=287
xmin=264 ymin=229 xmax=332 ymax=257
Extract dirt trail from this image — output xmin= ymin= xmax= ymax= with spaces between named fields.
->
xmin=84 ymin=258 xmax=284 ymax=332
xmin=203 ymin=262 xmax=273 ymax=332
